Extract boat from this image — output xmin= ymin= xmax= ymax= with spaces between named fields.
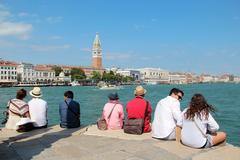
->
xmin=99 ymin=84 xmax=120 ymax=90
xmin=97 ymin=81 xmax=121 ymax=90
xmin=70 ymin=81 xmax=81 ymax=86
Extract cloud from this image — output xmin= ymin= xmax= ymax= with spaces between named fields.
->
xmin=18 ymin=12 xmax=29 ymax=17
xmin=134 ymin=24 xmax=145 ymax=31
xmin=80 ymin=48 xmax=91 ymax=52
xmin=30 ymin=44 xmax=71 ymax=52
xmin=0 ymin=4 xmax=33 ymax=39
xmin=50 ymin=35 xmax=62 ymax=40
xmin=0 ymin=10 xmax=11 ymax=21
xmin=46 ymin=16 xmax=63 ymax=23
xmin=0 ymin=22 xmax=32 ymax=37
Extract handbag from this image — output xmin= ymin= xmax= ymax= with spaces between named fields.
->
xmin=123 ymin=101 xmax=149 ymax=135
xmin=97 ymin=103 xmax=117 ymax=130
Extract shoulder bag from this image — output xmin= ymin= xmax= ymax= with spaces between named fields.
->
xmin=123 ymin=101 xmax=149 ymax=135
xmin=97 ymin=103 xmax=117 ymax=130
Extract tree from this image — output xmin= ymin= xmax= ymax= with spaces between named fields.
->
xmin=52 ymin=66 xmax=63 ymax=76
xmin=91 ymin=71 xmax=102 ymax=82
xmin=71 ymin=68 xmax=86 ymax=81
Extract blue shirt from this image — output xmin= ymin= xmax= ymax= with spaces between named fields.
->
xmin=59 ymin=98 xmax=80 ymax=128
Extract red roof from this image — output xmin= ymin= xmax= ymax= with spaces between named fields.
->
xmin=0 ymin=60 xmax=18 ymax=67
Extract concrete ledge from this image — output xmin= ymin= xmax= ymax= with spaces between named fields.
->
xmin=0 ymin=125 xmax=239 ymax=160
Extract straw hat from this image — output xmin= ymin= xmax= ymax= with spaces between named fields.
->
xmin=134 ymin=85 xmax=147 ymax=96
xmin=16 ymin=118 xmax=33 ymax=126
xmin=29 ymin=87 xmax=42 ymax=98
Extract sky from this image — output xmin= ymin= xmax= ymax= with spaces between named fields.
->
xmin=0 ymin=0 xmax=239 ymax=75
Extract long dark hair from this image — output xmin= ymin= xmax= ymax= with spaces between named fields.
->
xmin=185 ymin=93 xmax=215 ymax=120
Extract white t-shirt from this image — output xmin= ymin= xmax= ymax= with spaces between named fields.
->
xmin=152 ymin=96 xmax=181 ymax=138
xmin=28 ymin=98 xmax=48 ymax=127
xmin=178 ymin=108 xmax=219 ymax=148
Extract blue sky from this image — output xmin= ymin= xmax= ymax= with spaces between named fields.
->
xmin=0 ymin=0 xmax=239 ymax=75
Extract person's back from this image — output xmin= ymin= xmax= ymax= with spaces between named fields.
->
xmin=103 ymin=93 xmax=124 ymax=129
xmin=152 ymin=88 xmax=184 ymax=140
xmin=178 ymin=94 xmax=226 ymax=148
xmin=59 ymin=91 xmax=80 ymax=128
xmin=28 ymin=98 xmax=48 ymax=127
xmin=126 ymin=86 xmax=152 ymax=133
xmin=152 ymin=96 xmax=181 ymax=138
xmin=5 ymin=89 xmax=30 ymax=130
xmin=180 ymin=109 xmax=219 ymax=148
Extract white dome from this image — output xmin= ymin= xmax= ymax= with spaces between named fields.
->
xmin=59 ymin=72 xmax=65 ymax=77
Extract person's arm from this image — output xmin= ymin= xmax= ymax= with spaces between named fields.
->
xmin=147 ymin=102 xmax=152 ymax=122
xmin=176 ymin=111 xmax=184 ymax=143
xmin=119 ymin=104 xmax=124 ymax=120
xmin=59 ymin=103 xmax=62 ymax=121
xmin=45 ymin=102 xmax=48 ymax=122
xmin=207 ymin=113 xmax=219 ymax=133
xmin=172 ymin=102 xmax=182 ymax=124
xmin=23 ymin=104 xmax=30 ymax=118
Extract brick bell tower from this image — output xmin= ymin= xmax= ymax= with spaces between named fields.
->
xmin=92 ymin=32 xmax=102 ymax=69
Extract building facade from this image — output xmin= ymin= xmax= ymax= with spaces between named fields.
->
xmin=0 ymin=60 xmax=18 ymax=84
xmin=140 ymin=68 xmax=169 ymax=84
xmin=17 ymin=62 xmax=35 ymax=82
xmin=34 ymin=65 xmax=55 ymax=83
xmin=116 ymin=69 xmax=141 ymax=80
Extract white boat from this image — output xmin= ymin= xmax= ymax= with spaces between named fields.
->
xmin=99 ymin=84 xmax=120 ymax=90
xmin=70 ymin=81 xmax=81 ymax=86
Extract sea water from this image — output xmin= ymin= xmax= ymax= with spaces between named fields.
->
xmin=0 ymin=83 xmax=239 ymax=146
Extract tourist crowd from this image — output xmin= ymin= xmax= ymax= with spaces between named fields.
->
xmin=2 ymin=86 xmax=226 ymax=149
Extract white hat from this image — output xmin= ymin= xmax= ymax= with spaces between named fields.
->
xmin=16 ymin=118 xmax=33 ymax=126
xmin=29 ymin=87 xmax=42 ymax=98
xmin=134 ymin=85 xmax=147 ymax=96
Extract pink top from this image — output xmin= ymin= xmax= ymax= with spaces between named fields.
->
xmin=103 ymin=100 xmax=124 ymax=130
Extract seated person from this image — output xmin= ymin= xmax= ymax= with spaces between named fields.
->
xmin=59 ymin=91 xmax=80 ymax=128
xmin=5 ymin=89 xmax=31 ymax=130
xmin=126 ymin=86 xmax=152 ymax=133
xmin=177 ymin=94 xmax=226 ymax=148
xmin=102 ymin=92 xmax=124 ymax=130
xmin=152 ymin=88 xmax=184 ymax=140
xmin=28 ymin=87 xmax=48 ymax=129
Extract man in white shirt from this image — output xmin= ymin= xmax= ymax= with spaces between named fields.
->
xmin=152 ymin=88 xmax=184 ymax=140
xmin=28 ymin=87 xmax=48 ymax=128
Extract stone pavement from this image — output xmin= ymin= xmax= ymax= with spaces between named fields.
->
xmin=0 ymin=125 xmax=239 ymax=160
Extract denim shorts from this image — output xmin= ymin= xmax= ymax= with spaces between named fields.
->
xmin=202 ymin=134 xmax=213 ymax=148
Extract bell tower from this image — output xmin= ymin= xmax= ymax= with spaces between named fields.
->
xmin=92 ymin=32 xmax=102 ymax=69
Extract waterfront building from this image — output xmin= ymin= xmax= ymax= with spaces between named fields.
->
xmin=199 ymin=74 xmax=215 ymax=83
xmin=55 ymin=71 xmax=71 ymax=82
xmin=169 ymin=72 xmax=187 ymax=84
xmin=34 ymin=65 xmax=55 ymax=83
xmin=17 ymin=62 xmax=35 ymax=82
xmin=0 ymin=60 xmax=18 ymax=84
xmin=116 ymin=69 xmax=141 ymax=80
xmin=233 ymin=76 xmax=240 ymax=83
xmin=140 ymin=68 xmax=170 ymax=84
xmin=218 ymin=74 xmax=233 ymax=83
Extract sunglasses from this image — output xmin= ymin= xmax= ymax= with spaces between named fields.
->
xmin=177 ymin=95 xmax=183 ymax=101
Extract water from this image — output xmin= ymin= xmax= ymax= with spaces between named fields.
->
xmin=0 ymin=83 xmax=239 ymax=146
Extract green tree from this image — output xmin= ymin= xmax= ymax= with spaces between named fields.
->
xmin=91 ymin=71 xmax=102 ymax=82
xmin=71 ymin=68 xmax=86 ymax=80
xmin=52 ymin=66 xmax=63 ymax=76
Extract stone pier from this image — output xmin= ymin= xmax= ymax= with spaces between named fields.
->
xmin=0 ymin=125 xmax=239 ymax=160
